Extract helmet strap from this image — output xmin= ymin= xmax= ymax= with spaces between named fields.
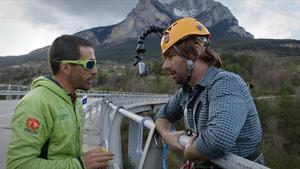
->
xmin=198 ymin=37 xmax=210 ymax=46
xmin=173 ymin=45 xmax=193 ymax=84
xmin=186 ymin=60 xmax=193 ymax=83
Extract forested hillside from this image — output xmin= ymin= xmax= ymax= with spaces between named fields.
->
xmin=0 ymin=37 xmax=299 ymax=67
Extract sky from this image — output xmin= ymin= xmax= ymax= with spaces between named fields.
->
xmin=0 ymin=0 xmax=299 ymax=56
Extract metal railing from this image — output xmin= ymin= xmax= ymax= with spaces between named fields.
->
xmin=0 ymin=84 xmax=29 ymax=91
xmin=84 ymin=94 xmax=270 ymax=169
xmin=83 ymin=94 xmax=169 ymax=169
xmin=1 ymin=85 xmax=270 ymax=169
xmin=0 ymin=84 xmax=169 ymax=100
xmin=0 ymin=84 xmax=29 ymax=99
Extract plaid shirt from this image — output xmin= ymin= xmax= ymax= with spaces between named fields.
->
xmin=156 ymin=66 xmax=263 ymax=162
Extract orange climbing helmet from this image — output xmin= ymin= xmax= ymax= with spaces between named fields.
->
xmin=161 ymin=17 xmax=211 ymax=54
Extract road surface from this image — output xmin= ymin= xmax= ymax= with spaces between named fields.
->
xmin=0 ymin=100 xmax=19 ymax=169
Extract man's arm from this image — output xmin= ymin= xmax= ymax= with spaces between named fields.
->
xmin=154 ymin=89 xmax=186 ymax=150
xmin=7 ymin=99 xmax=83 ymax=169
xmin=184 ymin=136 xmax=208 ymax=161
xmin=189 ymin=76 xmax=248 ymax=160
xmin=154 ymin=89 xmax=184 ymax=122
xmin=155 ymin=118 xmax=185 ymax=151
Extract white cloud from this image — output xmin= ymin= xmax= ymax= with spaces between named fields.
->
xmin=216 ymin=0 xmax=300 ymax=39
xmin=0 ymin=0 xmax=138 ymax=56
xmin=0 ymin=0 xmax=300 ymax=56
xmin=0 ymin=20 xmax=64 ymax=56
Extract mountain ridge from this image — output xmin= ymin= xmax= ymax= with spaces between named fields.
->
xmin=3 ymin=0 xmax=253 ymax=58
xmin=75 ymin=0 xmax=253 ymax=48
xmin=1 ymin=0 xmax=299 ymax=66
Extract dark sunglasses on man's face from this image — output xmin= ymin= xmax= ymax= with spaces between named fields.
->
xmin=60 ymin=60 xmax=97 ymax=70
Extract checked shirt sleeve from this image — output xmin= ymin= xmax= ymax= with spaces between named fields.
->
xmin=195 ymin=75 xmax=248 ymax=159
xmin=155 ymin=89 xmax=184 ymax=123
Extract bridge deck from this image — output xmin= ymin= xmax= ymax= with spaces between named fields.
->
xmin=0 ymin=100 xmax=19 ymax=169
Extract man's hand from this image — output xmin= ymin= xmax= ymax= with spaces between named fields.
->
xmin=162 ymin=130 xmax=186 ymax=151
xmin=155 ymin=118 xmax=186 ymax=151
xmin=82 ymin=147 xmax=114 ymax=169
xmin=185 ymin=135 xmax=197 ymax=150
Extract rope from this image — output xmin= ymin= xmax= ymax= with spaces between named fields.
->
xmin=162 ymin=143 xmax=168 ymax=169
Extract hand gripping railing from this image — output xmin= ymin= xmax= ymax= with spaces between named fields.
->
xmin=178 ymin=135 xmax=270 ymax=169
xmin=84 ymin=93 xmax=270 ymax=169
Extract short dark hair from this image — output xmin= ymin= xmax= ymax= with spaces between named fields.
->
xmin=48 ymin=35 xmax=93 ymax=75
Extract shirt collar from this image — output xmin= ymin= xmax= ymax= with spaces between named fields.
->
xmin=197 ymin=65 xmax=221 ymax=87
xmin=182 ymin=66 xmax=221 ymax=94
xmin=68 ymin=91 xmax=77 ymax=103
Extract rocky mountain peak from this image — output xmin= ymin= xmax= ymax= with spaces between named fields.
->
xmin=77 ymin=0 xmax=254 ymax=47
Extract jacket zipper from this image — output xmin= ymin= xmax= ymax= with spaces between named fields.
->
xmin=73 ymin=102 xmax=80 ymax=156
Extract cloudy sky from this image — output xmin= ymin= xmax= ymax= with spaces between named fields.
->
xmin=0 ymin=0 xmax=299 ymax=56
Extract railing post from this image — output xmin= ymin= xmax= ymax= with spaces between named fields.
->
xmin=128 ymin=118 xmax=140 ymax=167
xmin=138 ymin=127 xmax=162 ymax=169
xmin=6 ymin=84 xmax=12 ymax=100
xmin=108 ymin=107 xmax=123 ymax=169
xmin=99 ymin=100 xmax=112 ymax=147
xmin=98 ymin=99 xmax=106 ymax=146
xmin=16 ymin=86 xmax=20 ymax=99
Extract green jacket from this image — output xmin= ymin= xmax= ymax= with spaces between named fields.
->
xmin=7 ymin=76 xmax=85 ymax=169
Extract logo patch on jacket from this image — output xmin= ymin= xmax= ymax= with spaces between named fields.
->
xmin=24 ymin=117 xmax=40 ymax=135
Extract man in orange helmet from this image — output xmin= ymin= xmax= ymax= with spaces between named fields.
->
xmin=155 ymin=17 xmax=264 ymax=168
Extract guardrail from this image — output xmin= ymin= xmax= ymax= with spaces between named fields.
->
xmin=83 ymin=94 xmax=170 ymax=169
xmin=0 ymin=84 xmax=29 ymax=91
xmin=1 ymin=86 xmax=270 ymax=169
xmin=0 ymin=84 xmax=168 ymax=100
xmin=85 ymin=94 xmax=270 ymax=169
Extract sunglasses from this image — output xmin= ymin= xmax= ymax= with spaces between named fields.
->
xmin=60 ymin=60 xmax=97 ymax=70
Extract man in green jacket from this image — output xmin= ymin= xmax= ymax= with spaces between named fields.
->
xmin=7 ymin=35 xmax=114 ymax=169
